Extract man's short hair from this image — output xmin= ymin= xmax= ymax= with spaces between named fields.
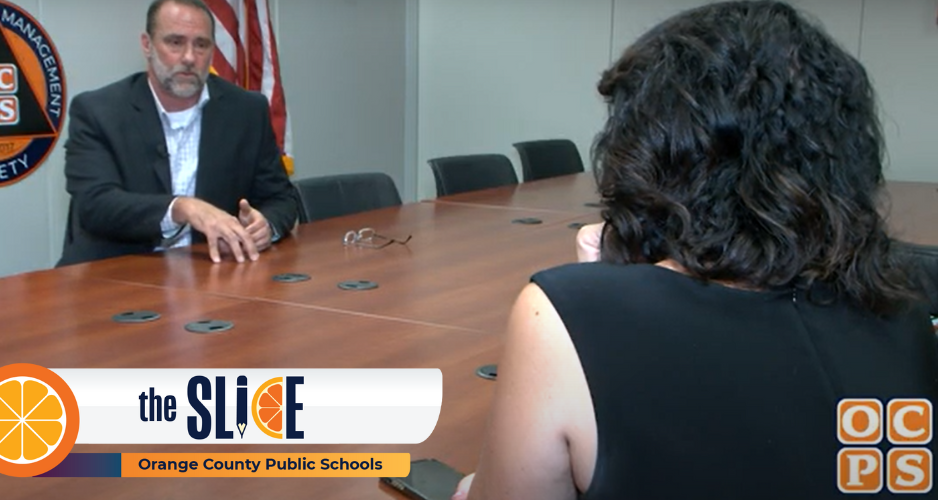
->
xmin=146 ymin=0 xmax=216 ymax=39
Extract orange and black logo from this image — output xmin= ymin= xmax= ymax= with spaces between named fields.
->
xmin=0 ymin=363 xmax=80 ymax=477
xmin=837 ymin=398 xmax=933 ymax=494
xmin=0 ymin=2 xmax=65 ymax=187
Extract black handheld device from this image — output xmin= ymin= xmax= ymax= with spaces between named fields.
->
xmin=380 ymin=458 xmax=466 ymax=500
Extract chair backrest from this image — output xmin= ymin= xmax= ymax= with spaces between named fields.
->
xmin=894 ymin=240 xmax=938 ymax=315
xmin=512 ymin=139 xmax=585 ymax=182
xmin=294 ymin=172 xmax=402 ymax=223
xmin=427 ymin=154 xmax=518 ymax=197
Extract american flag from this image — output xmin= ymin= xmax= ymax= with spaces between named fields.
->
xmin=205 ymin=0 xmax=293 ymax=176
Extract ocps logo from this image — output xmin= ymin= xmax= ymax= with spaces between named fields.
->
xmin=837 ymin=398 xmax=933 ymax=494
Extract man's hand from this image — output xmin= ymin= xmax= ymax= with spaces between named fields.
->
xmin=237 ymin=199 xmax=273 ymax=252
xmin=172 ymin=197 xmax=259 ymax=263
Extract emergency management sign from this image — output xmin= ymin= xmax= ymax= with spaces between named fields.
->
xmin=0 ymin=2 xmax=65 ymax=187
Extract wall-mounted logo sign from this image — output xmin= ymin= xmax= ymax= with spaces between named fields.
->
xmin=0 ymin=2 xmax=65 ymax=187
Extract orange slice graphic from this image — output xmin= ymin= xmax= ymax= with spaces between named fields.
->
xmin=0 ymin=379 xmax=65 ymax=463
xmin=252 ymin=377 xmax=284 ymax=439
xmin=0 ymin=364 xmax=79 ymax=477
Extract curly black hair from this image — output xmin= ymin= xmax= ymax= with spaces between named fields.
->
xmin=593 ymin=1 xmax=916 ymax=314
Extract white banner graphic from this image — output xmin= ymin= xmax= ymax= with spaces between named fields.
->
xmin=51 ymin=369 xmax=442 ymax=444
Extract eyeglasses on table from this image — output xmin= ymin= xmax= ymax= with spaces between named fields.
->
xmin=343 ymin=227 xmax=412 ymax=249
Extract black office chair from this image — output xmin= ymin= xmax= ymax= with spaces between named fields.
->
xmin=512 ymin=139 xmax=585 ymax=182
xmin=894 ymin=241 xmax=938 ymax=315
xmin=427 ymin=154 xmax=518 ymax=197
xmin=293 ymin=172 xmax=402 ymax=223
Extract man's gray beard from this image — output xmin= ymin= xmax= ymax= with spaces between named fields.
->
xmin=150 ymin=53 xmax=205 ymax=99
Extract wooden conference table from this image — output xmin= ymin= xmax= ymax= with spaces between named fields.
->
xmin=0 ymin=173 xmax=933 ymax=499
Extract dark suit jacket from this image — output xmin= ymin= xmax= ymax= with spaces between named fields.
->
xmin=58 ymin=73 xmax=298 ymax=266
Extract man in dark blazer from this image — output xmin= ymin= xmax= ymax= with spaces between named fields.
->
xmin=58 ymin=0 xmax=298 ymax=266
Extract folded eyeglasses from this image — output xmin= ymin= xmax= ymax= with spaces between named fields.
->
xmin=342 ymin=228 xmax=412 ymax=249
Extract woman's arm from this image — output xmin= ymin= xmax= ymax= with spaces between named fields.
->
xmin=460 ymin=283 xmax=597 ymax=500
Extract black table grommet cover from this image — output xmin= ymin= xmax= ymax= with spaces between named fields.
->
xmin=185 ymin=320 xmax=234 ymax=334
xmin=112 ymin=311 xmax=161 ymax=323
xmin=273 ymin=273 xmax=312 ymax=283
xmin=337 ymin=280 xmax=379 ymax=291
xmin=475 ymin=364 xmax=497 ymax=381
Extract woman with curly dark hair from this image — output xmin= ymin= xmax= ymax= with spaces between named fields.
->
xmin=454 ymin=2 xmax=938 ymax=499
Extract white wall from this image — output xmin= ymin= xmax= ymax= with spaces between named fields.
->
xmin=278 ymin=0 xmax=409 ymax=191
xmin=860 ymin=0 xmax=938 ymax=182
xmin=416 ymin=0 xmax=613 ymax=200
xmin=416 ymin=0 xmax=938 ymax=200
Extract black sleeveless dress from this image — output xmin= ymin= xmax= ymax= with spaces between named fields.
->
xmin=531 ymin=263 xmax=938 ymax=499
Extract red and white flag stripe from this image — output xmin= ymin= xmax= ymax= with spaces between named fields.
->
xmin=205 ymin=0 xmax=293 ymax=175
